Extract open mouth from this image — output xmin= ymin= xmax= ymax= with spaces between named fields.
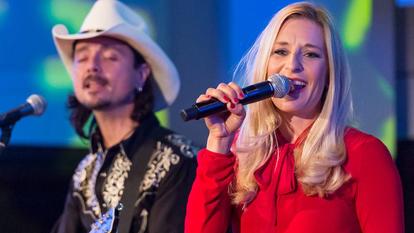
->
xmin=83 ymin=76 xmax=108 ymax=89
xmin=291 ymin=79 xmax=306 ymax=91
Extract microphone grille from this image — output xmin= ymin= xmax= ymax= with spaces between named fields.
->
xmin=26 ymin=94 xmax=47 ymax=116
xmin=267 ymin=74 xmax=290 ymax=98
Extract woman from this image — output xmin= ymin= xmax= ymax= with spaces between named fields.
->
xmin=185 ymin=2 xmax=404 ymax=233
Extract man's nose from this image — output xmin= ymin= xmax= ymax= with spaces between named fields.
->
xmin=86 ymin=55 xmax=101 ymax=74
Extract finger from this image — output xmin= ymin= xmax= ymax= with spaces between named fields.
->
xmin=205 ymin=86 xmax=230 ymax=104
xmin=217 ymin=82 xmax=239 ymax=104
xmin=227 ymin=102 xmax=245 ymax=117
xmin=196 ymin=94 xmax=212 ymax=103
xmin=228 ymin=82 xmax=245 ymax=99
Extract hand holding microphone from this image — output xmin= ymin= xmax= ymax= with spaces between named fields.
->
xmin=180 ymin=74 xmax=292 ymax=121
xmin=183 ymin=74 xmax=293 ymax=154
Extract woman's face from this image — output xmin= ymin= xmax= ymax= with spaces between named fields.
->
xmin=268 ymin=17 xmax=328 ymax=120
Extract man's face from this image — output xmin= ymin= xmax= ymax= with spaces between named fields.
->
xmin=72 ymin=36 xmax=146 ymax=111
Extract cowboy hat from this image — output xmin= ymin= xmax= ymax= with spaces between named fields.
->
xmin=52 ymin=0 xmax=180 ymax=110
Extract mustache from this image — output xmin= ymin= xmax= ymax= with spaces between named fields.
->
xmin=83 ymin=75 xmax=108 ymax=88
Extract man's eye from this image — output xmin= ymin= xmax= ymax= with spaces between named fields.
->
xmin=105 ymin=55 xmax=119 ymax=61
xmin=74 ymin=56 xmax=87 ymax=63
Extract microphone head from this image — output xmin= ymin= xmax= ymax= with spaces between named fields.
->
xmin=26 ymin=94 xmax=47 ymax=116
xmin=267 ymin=74 xmax=291 ymax=98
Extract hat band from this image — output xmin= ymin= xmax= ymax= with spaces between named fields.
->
xmin=80 ymin=29 xmax=104 ymax=34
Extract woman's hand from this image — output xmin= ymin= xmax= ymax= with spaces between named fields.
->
xmin=196 ymin=82 xmax=246 ymax=153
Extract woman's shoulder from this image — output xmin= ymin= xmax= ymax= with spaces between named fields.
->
xmin=344 ymin=127 xmax=389 ymax=153
xmin=343 ymin=127 xmax=395 ymax=176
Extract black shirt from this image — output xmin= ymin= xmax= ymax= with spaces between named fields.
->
xmin=51 ymin=114 xmax=198 ymax=233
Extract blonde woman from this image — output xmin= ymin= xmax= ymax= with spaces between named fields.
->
xmin=185 ymin=2 xmax=403 ymax=233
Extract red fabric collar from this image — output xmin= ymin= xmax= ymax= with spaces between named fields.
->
xmin=253 ymin=126 xmax=312 ymax=195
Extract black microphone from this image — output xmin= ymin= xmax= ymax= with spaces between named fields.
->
xmin=180 ymin=74 xmax=292 ymax=121
xmin=0 ymin=94 xmax=47 ymax=127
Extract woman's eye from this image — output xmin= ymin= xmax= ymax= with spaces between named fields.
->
xmin=305 ymin=52 xmax=321 ymax=58
xmin=274 ymin=49 xmax=288 ymax=56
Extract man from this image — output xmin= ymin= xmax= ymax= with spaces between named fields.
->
xmin=51 ymin=1 xmax=197 ymax=232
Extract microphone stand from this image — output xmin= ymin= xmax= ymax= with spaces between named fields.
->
xmin=0 ymin=124 xmax=14 ymax=156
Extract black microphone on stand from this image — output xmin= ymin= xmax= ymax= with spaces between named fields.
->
xmin=0 ymin=94 xmax=47 ymax=127
xmin=180 ymin=74 xmax=292 ymax=121
xmin=0 ymin=94 xmax=47 ymax=155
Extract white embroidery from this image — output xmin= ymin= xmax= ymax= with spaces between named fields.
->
xmin=139 ymin=142 xmax=180 ymax=192
xmin=166 ymin=134 xmax=197 ymax=158
xmin=102 ymin=153 xmax=132 ymax=209
xmin=72 ymin=133 xmax=197 ymax=226
xmin=73 ymin=152 xmax=105 ymax=217
xmin=138 ymin=209 xmax=149 ymax=233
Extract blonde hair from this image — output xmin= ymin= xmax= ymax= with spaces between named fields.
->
xmin=231 ymin=1 xmax=353 ymax=204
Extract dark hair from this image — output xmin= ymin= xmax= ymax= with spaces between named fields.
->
xmin=68 ymin=42 xmax=153 ymax=139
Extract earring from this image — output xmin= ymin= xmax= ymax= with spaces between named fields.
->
xmin=136 ymin=86 xmax=143 ymax=93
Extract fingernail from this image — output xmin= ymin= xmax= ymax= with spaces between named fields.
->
xmin=230 ymin=103 xmax=235 ymax=108
xmin=223 ymin=96 xmax=230 ymax=102
xmin=239 ymin=92 xmax=245 ymax=98
xmin=206 ymin=95 xmax=211 ymax=98
xmin=233 ymin=98 xmax=239 ymax=103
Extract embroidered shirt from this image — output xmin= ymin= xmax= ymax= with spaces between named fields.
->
xmin=52 ymin=113 xmax=198 ymax=233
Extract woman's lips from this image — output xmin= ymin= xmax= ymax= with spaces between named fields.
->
xmin=290 ymin=79 xmax=306 ymax=92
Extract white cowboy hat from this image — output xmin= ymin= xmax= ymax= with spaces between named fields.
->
xmin=52 ymin=0 xmax=180 ymax=110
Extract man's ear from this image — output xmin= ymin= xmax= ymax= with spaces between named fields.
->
xmin=136 ymin=63 xmax=151 ymax=87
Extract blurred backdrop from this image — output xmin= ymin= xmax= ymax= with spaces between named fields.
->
xmin=0 ymin=0 xmax=412 ymax=232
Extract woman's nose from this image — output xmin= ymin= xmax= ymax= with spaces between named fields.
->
xmin=285 ymin=54 xmax=303 ymax=73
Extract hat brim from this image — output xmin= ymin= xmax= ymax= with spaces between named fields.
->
xmin=52 ymin=23 xmax=180 ymax=111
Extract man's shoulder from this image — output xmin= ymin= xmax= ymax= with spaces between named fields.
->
xmin=75 ymin=153 xmax=98 ymax=171
xmin=155 ymin=129 xmax=200 ymax=159
xmin=137 ymin=129 xmax=198 ymax=192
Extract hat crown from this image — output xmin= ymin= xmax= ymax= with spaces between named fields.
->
xmin=80 ymin=0 xmax=148 ymax=34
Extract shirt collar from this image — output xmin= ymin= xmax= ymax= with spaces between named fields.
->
xmin=90 ymin=113 xmax=160 ymax=159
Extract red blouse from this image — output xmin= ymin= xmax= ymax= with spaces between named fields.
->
xmin=185 ymin=128 xmax=404 ymax=233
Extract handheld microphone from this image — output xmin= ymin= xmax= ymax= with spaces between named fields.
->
xmin=0 ymin=94 xmax=47 ymax=127
xmin=180 ymin=74 xmax=291 ymax=121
